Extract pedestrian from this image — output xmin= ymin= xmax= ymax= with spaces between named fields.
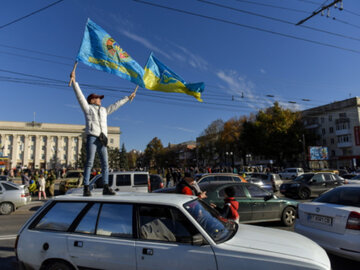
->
xmin=211 ymin=186 xmax=239 ymax=223
xmin=176 ymin=172 xmax=207 ymax=199
xmin=37 ymin=174 xmax=47 ymax=200
xmin=165 ymin=168 xmax=172 ymax=187
xmin=21 ymin=172 xmax=30 ymax=187
xmin=70 ymin=65 xmax=136 ymax=196
xmin=46 ymin=169 xmax=56 ymax=197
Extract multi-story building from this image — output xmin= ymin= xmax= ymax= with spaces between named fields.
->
xmin=302 ymin=97 xmax=360 ymax=169
xmin=0 ymin=121 xmax=120 ymax=170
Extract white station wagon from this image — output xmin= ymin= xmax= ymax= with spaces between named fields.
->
xmin=16 ymin=193 xmax=330 ymax=270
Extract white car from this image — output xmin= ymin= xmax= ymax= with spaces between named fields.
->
xmin=0 ymin=181 xmax=31 ymax=215
xmin=16 ymin=193 xmax=330 ymax=270
xmin=295 ymin=185 xmax=360 ymax=261
xmin=279 ymin=168 xmax=304 ymax=179
xmin=66 ymin=171 xmax=150 ymax=195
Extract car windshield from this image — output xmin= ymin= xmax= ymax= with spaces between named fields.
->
xmin=66 ymin=172 xmax=81 ymax=178
xmin=294 ymin=173 xmax=314 ymax=182
xmin=351 ymin=174 xmax=360 ymax=180
xmin=184 ymin=199 xmax=236 ymax=243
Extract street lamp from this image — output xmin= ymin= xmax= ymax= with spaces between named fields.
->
xmin=225 ymin=151 xmax=233 ymax=170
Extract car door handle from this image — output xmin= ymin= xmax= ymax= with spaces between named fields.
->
xmin=142 ymin=248 xmax=153 ymax=256
xmin=74 ymin=241 xmax=83 ymax=247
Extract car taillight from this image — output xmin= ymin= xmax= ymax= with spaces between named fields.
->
xmin=346 ymin=211 xmax=360 ymax=230
xmin=21 ymin=194 xmax=26 ymax=198
xmin=147 ymin=176 xmax=151 ymax=192
xmin=160 ymin=182 xmax=164 ymax=188
xmin=14 ymin=234 xmax=19 ymax=260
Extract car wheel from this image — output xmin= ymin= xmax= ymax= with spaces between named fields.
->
xmin=282 ymin=206 xmax=296 ymax=226
xmin=0 ymin=202 xmax=14 ymax=215
xmin=298 ymin=188 xmax=310 ymax=200
xmin=45 ymin=261 xmax=73 ymax=270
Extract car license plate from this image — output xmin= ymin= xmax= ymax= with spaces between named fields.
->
xmin=308 ymin=214 xmax=332 ymax=226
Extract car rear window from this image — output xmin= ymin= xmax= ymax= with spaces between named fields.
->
xmin=116 ymin=174 xmax=131 ymax=186
xmin=134 ymin=174 xmax=148 ymax=186
xmin=2 ymin=182 xmax=18 ymax=190
xmin=33 ymin=202 xmax=87 ymax=231
xmin=97 ymin=203 xmax=133 ymax=238
xmin=315 ymin=188 xmax=360 ymax=207
xmin=66 ymin=172 xmax=81 ymax=178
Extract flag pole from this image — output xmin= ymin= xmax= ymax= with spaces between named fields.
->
xmin=69 ymin=61 xmax=78 ymax=87
xmin=130 ymin=85 xmax=139 ymax=103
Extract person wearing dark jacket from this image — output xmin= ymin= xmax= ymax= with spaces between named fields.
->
xmin=176 ymin=172 xmax=207 ymax=199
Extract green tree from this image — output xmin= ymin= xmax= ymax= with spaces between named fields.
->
xmin=119 ymin=143 xmax=129 ymax=170
xmin=144 ymin=137 xmax=163 ymax=169
xmin=241 ymin=102 xmax=305 ymax=166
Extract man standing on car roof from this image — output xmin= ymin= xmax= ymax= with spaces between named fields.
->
xmin=70 ymin=67 xmax=136 ymax=196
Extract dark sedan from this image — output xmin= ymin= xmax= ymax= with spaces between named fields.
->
xmin=155 ymin=182 xmax=298 ymax=226
xmin=280 ymin=172 xmax=343 ymax=200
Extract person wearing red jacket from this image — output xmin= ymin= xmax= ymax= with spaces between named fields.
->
xmin=176 ymin=172 xmax=207 ymax=199
xmin=212 ymin=186 xmax=239 ymax=223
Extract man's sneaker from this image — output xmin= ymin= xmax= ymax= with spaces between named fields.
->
xmin=83 ymin=185 xmax=91 ymax=197
xmin=103 ymin=184 xmax=116 ymax=195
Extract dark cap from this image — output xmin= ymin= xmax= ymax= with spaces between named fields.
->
xmin=87 ymin=93 xmax=104 ymax=103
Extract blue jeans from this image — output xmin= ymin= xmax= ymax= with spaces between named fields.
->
xmin=83 ymin=135 xmax=108 ymax=186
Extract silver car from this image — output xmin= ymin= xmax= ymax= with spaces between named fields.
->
xmin=0 ymin=181 xmax=31 ymax=215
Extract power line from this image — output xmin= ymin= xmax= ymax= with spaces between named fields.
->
xmin=199 ymin=0 xmax=360 ymax=42
xmin=296 ymin=0 xmax=341 ymax=25
xmin=0 ymin=0 xmax=65 ymax=30
xmin=133 ymin=0 xmax=360 ymax=54
xmin=236 ymin=0 xmax=360 ymax=30
xmin=295 ymin=0 xmax=360 ymax=18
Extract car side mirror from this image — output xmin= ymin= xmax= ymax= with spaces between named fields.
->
xmin=192 ymin=233 xmax=207 ymax=246
xmin=264 ymin=194 xmax=273 ymax=201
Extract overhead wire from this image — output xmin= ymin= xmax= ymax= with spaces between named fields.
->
xmin=199 ymin=0 xmax=360 ymax=42
xmin=133 ymin=0 xmax=360 ymax=54
xmin=0 ymin=43 xmax=326 ymax=107
xmin=0 ymin=0 xmax=65 ymax=30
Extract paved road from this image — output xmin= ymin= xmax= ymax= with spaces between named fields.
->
xmin=0 ymin=197 xmax=359 ymax=270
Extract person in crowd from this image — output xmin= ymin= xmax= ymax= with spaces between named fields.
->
xmin=37 ymin=174 xmax=47 ymax=200
xmin=21 ymin=172 xmax=30 ymax=186
xmin=46 ymin=169 xmax=56 ymax=197
xmin=165 ymin=168 xmax=172 ymax=187
xmin=211 ymin=186 xmax=239 ymax=223
xmin=70 ymin=66 xmax=136 ymax=196
xmin=176 ymin=172 xmax=207 ymax=199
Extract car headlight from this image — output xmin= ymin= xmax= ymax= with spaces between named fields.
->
xmin=290 ymin=183 xmax=300 ymax=187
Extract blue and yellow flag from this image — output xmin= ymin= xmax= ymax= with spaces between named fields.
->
xmin=143 ymin=53 xmax=204 ymax=102
xmin=77 ymin=19 xmax=145 ymax=87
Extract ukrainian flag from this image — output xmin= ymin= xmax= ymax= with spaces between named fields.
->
xmin=76 ymin=19 xmax=145 ymax=87
xmin=143 ymin=53 xmax=204 ymax=102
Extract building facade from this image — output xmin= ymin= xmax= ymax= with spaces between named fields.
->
xmin=302 ymin=97 xmax=360 ymax=169
xmin=0 ymin=121 xmax=120 ymax=170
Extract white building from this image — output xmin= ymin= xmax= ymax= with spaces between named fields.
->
xmin=0 ymin=121 xmax=120 ymax=170
xmin=302 ymin=97 xmax=360 ymax=169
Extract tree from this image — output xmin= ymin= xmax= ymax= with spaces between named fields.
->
xmin=241 ymin=102 xmax=305 ymax=166
xmin=108 ymin=147 xmax=120 ymax=170
xmin=144 ymin=137 xmax=163 ymax=168
xmin=119 ymin=143 xmax=128 ymax=170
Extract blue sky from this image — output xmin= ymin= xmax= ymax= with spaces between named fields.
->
xmin=1 ymin=0 xmax=360 ymax=151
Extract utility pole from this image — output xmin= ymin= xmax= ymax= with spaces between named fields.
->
xmin=296 ymin=0 xmax=342 ymax=26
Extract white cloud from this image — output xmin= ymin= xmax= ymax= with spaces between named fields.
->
xmin=260 ymin=68 xmax=266 ymax=74
xmin=118 ymin=30 xmax=172 ymax=60
xmin=170 ymin=43 xmax=209 ymax=71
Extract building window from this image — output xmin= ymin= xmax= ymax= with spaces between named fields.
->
xmin=331 ymin=138 xmax=335 ymax=144
xmin=331 ymin=150 xmax=335 ymax=157
xmin=329 ymin=115 xmax=332 ymax=121
xmin=339 ymin=113 xmax=347 ymax=118
xmin=110 ymin=138 xmax=114 ymax=144
xmin=329 ymin=127 xmax=334 ymax=133
xmin=322 ymin=139 xmax=326 ymax=145
xmin=322 ymin=128 xmax=326 ymax=135
xmin=321 ymin=117 xmax=325 ymax=124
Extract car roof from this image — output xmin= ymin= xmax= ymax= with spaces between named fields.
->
xmin=55 ymin=192 xmax=194 ymax=205
xmin=200 ymin=173 xmax=240 ymax=177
